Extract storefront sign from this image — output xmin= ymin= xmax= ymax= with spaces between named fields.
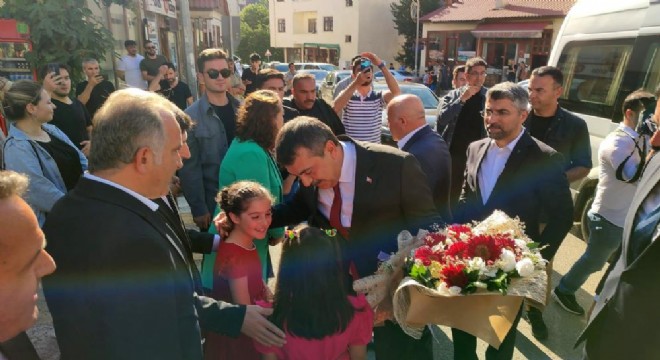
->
xmin=145 ymin=0 xmax=177 ymax=19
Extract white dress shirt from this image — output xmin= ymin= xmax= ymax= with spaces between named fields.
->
xmin=85 ymin=173 xmax=159 ymax=211
xmin=397 ymin=125 xmax=426 ymax=150
xmin=318 ymin=141 xmax=357 ymax=227
xmin=478 ymin=129 xmax=525 ymax=204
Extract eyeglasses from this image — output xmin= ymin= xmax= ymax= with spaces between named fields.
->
xmin=468 ymin=71 xmax=487 ymax=77
xmin=206 ymin=68 xmax=231 ymax=79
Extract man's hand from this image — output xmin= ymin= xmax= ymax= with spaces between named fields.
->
xmin=80 ymin=140 xmax=91 ymax=157
xmin=360 ymin=52 xmax=382 ymax=67
xmin=193 ymin=213 xmax=211 ymax=231
xmin=89 ymin=74 xmax=103 ymax=87
xmin=169 ymin=175 xmax=182 ymax=197
xmin=213 ymin=212 xmax=229 ymax=238
xmin=650 ymin=130 xmax=660 ymax=149
xmin=43 ymin=72 xmax=61 ymax=93
xmin=460 ymin=85 xmax=481 ymax=103
xmin=241 ymin=305 xmax=286 ymax=347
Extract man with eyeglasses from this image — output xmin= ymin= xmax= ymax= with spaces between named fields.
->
xmin=453 ymin=82 xmax=573 ymax=360
xmin=437 ymin=57 xmax=489 ymax=211
xmin=178 ymin=48 xmax=241 ymax=234
xmin=140 ymin=40 xmax=168 ymax=87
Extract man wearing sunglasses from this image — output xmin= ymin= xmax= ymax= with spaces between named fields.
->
xmin=140 ymin=40 xmax=168 ymax=87
xmin=178 ymin=48 xmax=241 ymax=238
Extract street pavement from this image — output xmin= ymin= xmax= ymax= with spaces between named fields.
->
xmin=28 ymin=197 xmax=602 ymax=360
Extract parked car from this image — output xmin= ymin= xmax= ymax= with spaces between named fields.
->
xmin=295 ymin=62 xmax=337 ymax=71
xmin=267 ymin=62 xmax=289 ymax=72
xmin=320 ymin=70 xmax=353 ymax=103
xmin=379 ymin=82 xmax=440 ymax=144
xmin=297 ymin=69 xmax=329 ymax=97
xmin=374 ymin=70 xmax=416 ymax=83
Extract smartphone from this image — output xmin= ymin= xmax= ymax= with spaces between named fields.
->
xmin=360 ymin=59 xmax=372 ymax=72
xmin=46 ymin=63 xmax=60 ymax=76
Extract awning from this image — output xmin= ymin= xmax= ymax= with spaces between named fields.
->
xmin=303 ymin=43 xmax=340 ymax=50
xmin=471 ymin=22 xmax=549 ymax=39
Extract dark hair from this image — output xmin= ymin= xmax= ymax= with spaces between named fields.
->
xmin=217 ymin=180 xmax=273 ymax=234
xmin=164 ymin=62 xmax=176 ymax=71
xmin=196 ymin=48 xmax=228 ymax=73
xmin=291 ymin=73 xmax=316 ymax=88
xmin=144 ymin=40 xmax=153 ymax=46
xmin=486 ymin=82 xmax=529 ymax=111
xmin=275 ymin=116 xmax=338 ymax=166
xmin=465 ymin=57 xmax=487 ymax=74
xmin=271 ymin=224 xmax=360 ymax=339
xmin=288 ymin=62 xmax=295 ymax=67
xmin=175 ymin=110 xmax=193 ymax=132
xmin=351 ymin=57 xmax=368 ymax=74
xmin=38 ymin=63 xmax=70 ymax=80
xmin=124 ymin=40 xmax=137 ymax=47
xmin=255 ymin=68 xmax=285 ymax=90
xmin=250 ymin=53 xmax=261 ymax=62
xmin=2 ymin=80 xmax=43 ymax=121
xmin=531 ymin=66 xmax=564 ymax=87
xmin=453 ymin=65 xmax=466 ymax=80
xmin=236 ymin=90 xmax=281 ymax=150
xmin=622 ymin=89 xmax=655 ymax=114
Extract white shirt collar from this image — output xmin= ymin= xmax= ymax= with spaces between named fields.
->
xmin=619 ymin=123 xmax=640 ymax=138
xmin=84 ymin=173 xmax=159 ymax=212
xmin=397 ymin=125 xmax=426 ymax=150
xmin=339 ymin=141 xmax=356 ymax=184
xmin=489 ymin=127 xmax=526 ymax=151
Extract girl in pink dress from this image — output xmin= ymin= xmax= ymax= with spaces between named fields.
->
xmin=204 ymin=181 xmax=273 ymax=360
xmin=255 ymin=225 xmax=374 ymax=360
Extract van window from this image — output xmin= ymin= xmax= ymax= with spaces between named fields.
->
xmin=640 ymin=42 xmax=660 ymax=93
xmin=557 ymin=40 xmax=633 ymax=119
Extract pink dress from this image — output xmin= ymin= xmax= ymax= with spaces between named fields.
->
xmin=204 ymin=242 xmax=266 ymax=360
xmin=254 ymin=295 xmax=374 ymax=360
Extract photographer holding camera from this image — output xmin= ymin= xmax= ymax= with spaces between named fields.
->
xmin=76 ymin=58 xmax=115 ymax=119
xmin=333 ymin=52 xmax=400 ymax=144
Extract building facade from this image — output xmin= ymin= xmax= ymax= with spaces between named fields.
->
xmin=421 ymin=0 xmax=576 ymax=85
xmin=269 ymin=0 xmax=403 ymax=68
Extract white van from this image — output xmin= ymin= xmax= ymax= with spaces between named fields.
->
xmin=548 ymin=0 xmax=660 ymax=238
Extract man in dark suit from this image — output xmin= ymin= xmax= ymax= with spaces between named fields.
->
xmin=42 ymin=89 xmax=285 ymax=360
xmin=387 ymin=93 xmax=452 ymax=221
xmin=0 ymin=170 xmax=56 ymax=360
xmin=453 ymin=82 xmax=573 ymax=359
xmin=271 ymin=116 xmax=443 ymax=360
xmin=576 ymin=126 xmax=660 ymax=359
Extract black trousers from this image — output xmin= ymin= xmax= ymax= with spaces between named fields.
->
xmin=451 ymin=304 xmax=523 ymax=360
xmin=373 ymin=320 xmax=433 ymax=360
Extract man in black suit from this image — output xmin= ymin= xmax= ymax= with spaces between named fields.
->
xmin=576 ymin=124 xmax=660 ymax=359
xmin=387 ymin=94 xmax=452 ymax=221
xmin=0 ymin=171 xmax=56 ymax=360
xmin=453 ymin=82 xmax=573 ymax=359
xmin=271 ymin=116 xmax=443 ymax=360
xmin=42 ymin=89 xmax=285 ymax=360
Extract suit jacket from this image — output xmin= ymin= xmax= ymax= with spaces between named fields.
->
xmin=436 ymin=86 xmax=488 ymax=148
xmin=401 ymin=125 xmax=452 ymax=222
xmin=455 ymin=131 xmax=573 ymax=260
xmin=577 ymin=153 xmax=660 ymax=359
xmin=42 ymin=177 xmax=245 ymax=360
xmin=272 ymin=137 xmax=443 ymax=278
xmin=0 ymin=332 xmax=40 ymax=360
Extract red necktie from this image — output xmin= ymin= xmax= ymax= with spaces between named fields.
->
xmin=329 ymin=184 xmax=358 ymax=279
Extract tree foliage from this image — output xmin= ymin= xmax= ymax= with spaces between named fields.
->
xmin=0 ymin=0 xmax=115 ymax=84
xmin=235 ymin=0 xmax=283 ymax=62
xmin=391 ymin=0 xmax=441 ymax=70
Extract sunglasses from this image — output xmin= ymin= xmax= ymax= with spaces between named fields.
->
xmin=206 ymin=68 xmax=231 ymax=79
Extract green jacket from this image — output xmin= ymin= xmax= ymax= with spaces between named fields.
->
xmin=201 ymin=139 xmax=284 ymax=288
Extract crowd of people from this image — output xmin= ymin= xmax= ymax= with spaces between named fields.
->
xmin=0 ymin=41 xmax=658 ymax=360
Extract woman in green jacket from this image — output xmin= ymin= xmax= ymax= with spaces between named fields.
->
xmin=202 ymin=90 xmax=285 ymax=288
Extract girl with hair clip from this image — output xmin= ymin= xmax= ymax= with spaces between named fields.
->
xmin=204 ymin=180 xmax=274 ymax=360
xmin=255 ymin=225 xmax=374 ymax=360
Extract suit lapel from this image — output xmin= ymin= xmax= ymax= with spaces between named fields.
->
xmin=351 ymin=140 xmax=377 ymax=232
xmin=470 ymin=139 xmax=490 ymax=199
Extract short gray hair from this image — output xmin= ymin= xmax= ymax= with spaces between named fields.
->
xmin=486 ymin=82 xmax=529 ymax=111
xmin=82 ymin=58 xmax=99 ymax=67
xmin=0 ymin=170 xmax=28 ymax=200
xmin=88 ymin=89 xmax=177 ymax=172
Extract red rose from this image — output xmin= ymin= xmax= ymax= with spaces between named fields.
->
xmin=494 ymin=234 xmax=515 ymax=250
xmin=447 ymin=224 xmax=472 ymax=240
xmin=466 ymin=234 xmax=503 ymax=262
xmin=441 ymin=263 xmax=468 ymax=288
xmin=425 ymin=232 xmax=446 ymax=247
xmin=414 ymin=245 xmax=443 ymax=266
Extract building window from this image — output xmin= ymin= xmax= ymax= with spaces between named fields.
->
xmin=278 ymin=19 xmax=285 ymax=33
xmin=345 ymin=35 xmax=352 ymax=43
xmin=277 ymin=0 xmax=283 ymax=2
xmin=323 ymin=17 xmax=333 ymax=32
xmin=346 ymin=0 xmax=353 ymax=6
xmin=308 ymin=18 xmax=317 ymax=33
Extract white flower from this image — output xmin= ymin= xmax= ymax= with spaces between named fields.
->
xmin=459 ymin=232 xmax=470 ymax=241
xmin=514 ymin=239 xmax=528 ymax=250
xmin=515 ymin=258 xmax=535 ymax=277
xmin=467 ymin=257 xmax=487 ymax=274
xmin=449 ymin=286 xmax=462 ymax=296
xmin=473 ymin=281 xmax=487 ymax=289
xmin=483 ymin=266 xmax=498 ymax=278
xmin=499 ymin=249 xmax=516 ymax=272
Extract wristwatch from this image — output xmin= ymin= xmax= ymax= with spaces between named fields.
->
xmin=378 ymin=61 xmax=386 ymax=69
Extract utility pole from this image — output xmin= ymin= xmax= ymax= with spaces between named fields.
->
xmin=411 ymin=0 xmax=420 ymax=77
xmin=178 ymin=0 xmax=198 ymax=98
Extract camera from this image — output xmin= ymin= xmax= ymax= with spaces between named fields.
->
xmin=46 ymin=63 xmax=60 ymax=76
xmin=360 ymin=59 xmax=371 ymax=72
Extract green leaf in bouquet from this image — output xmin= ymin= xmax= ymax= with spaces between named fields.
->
xmin=526 ymin=242 xmax=540 ymax=249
